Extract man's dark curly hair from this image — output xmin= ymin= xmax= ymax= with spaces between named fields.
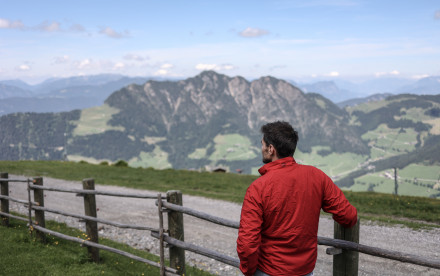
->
xmin=261 ymin=121 xmax=299 ymax=158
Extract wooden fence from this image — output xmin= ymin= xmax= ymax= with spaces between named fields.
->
xmin=1 ymin=172 xmax=440 ymax=276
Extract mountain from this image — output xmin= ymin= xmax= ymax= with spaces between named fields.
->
xmin=0 ymin=71 xmax=367 ymax=173
xmin=0 ymin=79 xmax=34 ymax=91
xmin=395 ymin=76 xmax=440 ymax=95
xmin=336 ymin=93 xmax=393 ymax=108
xmin=1 ymin=71 xmax=439 ymax=198
xmin=0 ymin=83 xmax=34 ymax=99
xmin=298 ymin=81 xmax=355 ymax=103
xmin=0 ymin=75 xmax=150 ymax=116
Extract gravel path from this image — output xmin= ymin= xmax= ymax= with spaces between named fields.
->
xmin=7 ymin=175 xmax=440 ymax=275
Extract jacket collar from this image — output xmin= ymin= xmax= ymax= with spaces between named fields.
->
xmin=258 ymin=156 xmax=296 ymax=176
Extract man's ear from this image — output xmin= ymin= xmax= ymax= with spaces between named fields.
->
xmin=270 ymin=144 xmax=279 ymax=158
xmin=269 ymin=144 xmax=275 ymax=155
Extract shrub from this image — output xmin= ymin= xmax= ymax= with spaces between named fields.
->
xmin=113 ymin=160 xmax=128 ymax=167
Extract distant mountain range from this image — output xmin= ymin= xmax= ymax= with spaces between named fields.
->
xmin=296 ymin=76 xmax=440 ymax=104
xmin=1 ymin=71 xmax=439 ymax=198
xmin=0 ymin=75 xmax=150 ymax=115
xmin=1 ymin=74 xmax=439 ymax=116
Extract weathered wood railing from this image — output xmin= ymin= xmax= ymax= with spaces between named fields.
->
xmin=0 ymin=173 xmax=178 ymax=276
xmin=1 ymin=172 xmax=440 ymax=276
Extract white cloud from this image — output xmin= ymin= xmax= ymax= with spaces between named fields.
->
xmin=195 ymin=63 xmax=235 ymax=71
xmin=100 ymin=27 xmax=129 ymax=38
xmin=195 ymin=64 xmax=217 ymax=70
xmin=36 ymin=21 xmax=61 ymax=32
xmin=77 ymin=59 xmax=92 ymax=69
xmin=154 ymin=69 xmax=169 ymax=76
xmin=375 ymin=70 xmax=400 ymax=77
xmin=325 ymin=71 xmax=340 ymax=77
xmin=124 ymin=54 xmax=148 ymax=61
xmin=53 ymin=55 xmax=70 ymax=64
xmin=239 ymin=27 xmax=269 ymax=38
xmin=161 ymin=63 xmax=174 ymax=69
xmin=16 ymin=64 xmax=30 ymax=71
xmin=411 ymin=74 xmax=430 ymax=79
xmin=435 ymin=10 xmax=440 ymax=20
xmin=113 ymin=62 xmax=125 ymax=70
xmin=0 ymin=18 xmax=24 ymax=29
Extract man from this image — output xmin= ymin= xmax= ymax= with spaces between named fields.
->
xmin=237 ymin=121 xmax=357 ymax=276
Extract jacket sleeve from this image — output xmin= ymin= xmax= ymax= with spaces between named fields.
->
xmin=236 ymin=181 xmax=263 ymax=276
xmin=321 ymin=173 xmax=358 ymax=228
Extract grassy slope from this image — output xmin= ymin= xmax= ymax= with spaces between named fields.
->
xmin=1 ymin=217 xmax=212 ymax=276
xmin=1 ymin=160 xmax=439 ymax=228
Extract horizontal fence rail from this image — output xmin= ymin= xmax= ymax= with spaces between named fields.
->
xmin=31 ymin=205 xmax=159 ymax=232
xmin=161 ymin=201 xmax=239 ymax=229
xmin=318 ymin=237 xmax=440 ymax=270
xmin=32 ymin=224 xmax=179 ymax=275
xmin=0 ymin=178 xmax=30 ymax=183
xmin=28 ymin=184 xmax=166 ymax=199
xmin=0 ymin=211 xmax=28 ymax=222
xmin=151 ymin=231 xmax=240 ymax=268
xmin=0 ymin=194 xmax=38 ymax=206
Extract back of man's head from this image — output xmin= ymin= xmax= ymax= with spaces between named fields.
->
xmin=261 ymin=121 xmax=299 ymax=158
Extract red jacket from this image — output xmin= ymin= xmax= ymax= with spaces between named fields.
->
xmin=237 ymin=157 xmax=357 ymax=276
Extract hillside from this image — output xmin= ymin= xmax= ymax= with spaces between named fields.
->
xmin=0 ymin=71 xmax=439 ymax=198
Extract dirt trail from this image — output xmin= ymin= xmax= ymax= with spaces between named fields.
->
xmin=7 ymin=175 xmax=440 ymax=275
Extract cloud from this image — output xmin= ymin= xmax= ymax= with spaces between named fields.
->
xmin=76 ymin=59 xmax=92 ymax=69
xmin=16 ymin=64 xmax=30 ymax=71
xmin=113 ymin=62 xmax=125 ymax=70
xmin=154 ymin=69 xmax=169 ymax=76
xmin=153 ymin=63 xmax=175 ymax=76
xmin=375 ymin=70 xmax=400 ymax=77
xmin=0 ymin=18 xmax=24 ymax=29
xmin=411 ymin=74 xmax=430 ymax=79
xmin=325 ymin=71 xmax=340 ymax=77
xmin=53 ymin=55 xmax=70 ymax=64
xmin=99 ymin=27 xmax=129 ymax=38
xmin=124 ymin=54 xmax=149 ymax=62
xmin=161 ymin=63 xmax=173 ymax=69
xmin=239 ymin=27 xmax=269 ymax=38
xmin=435 ymin=10 xmax=440 ymax=20
xmin=36 ymin=21 xmax=61 ymax=32
xmin=195 ymin=63 xmax=235 ymax=71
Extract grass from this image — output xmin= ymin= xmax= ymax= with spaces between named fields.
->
xmin=0 ymin=160 xmax=256 ymax=203
xmin=71 ymin=104 xmax=124 ymax=136
xmin=0 ymin=216 xmax=213 ymax=276
xmin=295 ymin=146 xmax=368 ymax=178
xmin=1 ymin=160 xmax=439 ymax=229
xmin=351 ymin=164 xmax=440 ymax=198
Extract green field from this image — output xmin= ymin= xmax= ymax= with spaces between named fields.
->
xmin=71 ymin=104 xmax=124 ymax=136
xmin=188 ymin=134 xmax=259 ymax=170
xmin=1 ymin=216 xmax=212 ymax=276
xmin=128 ymin=147 xmax=172 ymax=169
xmin=295 ymin=146 xmax=368 ymax=179
xmin=361 ymin=124 xmax=418 ymax=159
xmin=349 ymin=163 xmax=440 ymax=198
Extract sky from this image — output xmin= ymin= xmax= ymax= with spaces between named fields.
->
xmin=1 ymin=0 xmax=440 ymax=84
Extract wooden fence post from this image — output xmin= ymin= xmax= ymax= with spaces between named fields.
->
xmin=1 ymin=172 xmax=9 ymax=227
xmin=167 ymin=190 xmax=186 ymax=275
xmin=333 ymin=219 xmax=360 ymax=276
xmin=82 ymin=178 xmax=99 ymax=262
xmin=33 ymin=177 xmax=46 ymax=243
